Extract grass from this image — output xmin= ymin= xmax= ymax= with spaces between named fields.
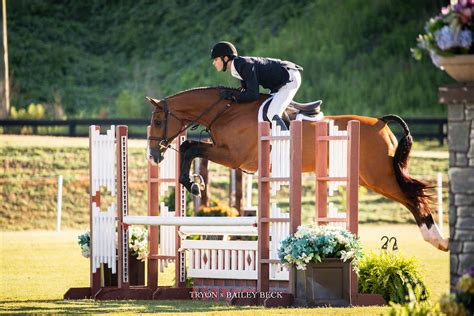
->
xmin=0 ymin=224 xmax=449 ymax=315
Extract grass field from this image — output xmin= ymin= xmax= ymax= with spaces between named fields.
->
xmin=0 ymin=224 xmax=449 ymax=315
xmin=0 ymin=135 xmax=450 ymax=314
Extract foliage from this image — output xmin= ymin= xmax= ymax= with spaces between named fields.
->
xmin=10 ymin=103 xmax=46 ymax=119
xmin=439 ymin=266 xmax=474 ymax=316
xmin=77 ymin=226 xmax=149 ymax=261
xmin=8 ymin=0 xmax=449 ymax=118
xmin=162 ymin=188 xmax=194 ymax=217
xmin=115 ymin=89 xmax=151 ymax=118
xmin=389 ymin=284 xmax=440 ymax=316
xmin=358 ymin=251 xmax=430 ymax=304
xmin=77 ymin=230 xmax=90 ymax=258
xmin=412 ymin=0 xmax=474 ymax=65
xmin=196 ymin=198 xmax=238 ymax=217
xmin=278 ymin=224 xmax=363 ymax=272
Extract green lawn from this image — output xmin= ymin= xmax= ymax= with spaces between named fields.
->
xmin=0 ymin=224 xmax=449 ymax=314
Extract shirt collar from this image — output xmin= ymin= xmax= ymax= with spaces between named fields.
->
xmin=230 ymin=60 xmax=242 ymax=80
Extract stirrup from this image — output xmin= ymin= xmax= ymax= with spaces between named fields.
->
xmin=192 ymin=174 xmax=206 ymax=191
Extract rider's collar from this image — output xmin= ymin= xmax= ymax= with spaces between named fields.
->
xmin=230 ymin=60 xmax=242 ymax=80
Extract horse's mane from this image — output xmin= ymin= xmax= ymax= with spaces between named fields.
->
xmin=167 ymin=86 xmax=269 ymax=99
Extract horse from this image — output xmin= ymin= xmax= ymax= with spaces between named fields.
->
xmin=146 ymin=86 xmax=449 ymax=252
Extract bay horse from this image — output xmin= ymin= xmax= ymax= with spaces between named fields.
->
xmin=146 ymin=87 xmax=449 ymax=252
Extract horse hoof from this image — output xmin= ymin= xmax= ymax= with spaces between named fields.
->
xmin=190 ymin=183 xmax=201 ymax=197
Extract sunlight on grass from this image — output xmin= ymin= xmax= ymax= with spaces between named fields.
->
xmin=0 ymin=226 xmax=448 ymax=315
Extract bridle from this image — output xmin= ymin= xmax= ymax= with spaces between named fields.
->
xmin=148 ymin=95 xmax=232 ymax=152
xmin=148 ymin=99 xmax=186 ymax=151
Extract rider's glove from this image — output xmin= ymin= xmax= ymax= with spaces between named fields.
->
xmin=220 ymin=90 xmax=237 ymax=102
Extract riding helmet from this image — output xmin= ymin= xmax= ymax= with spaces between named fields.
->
xmin=210 ymin=41 xmax=238 ymax=59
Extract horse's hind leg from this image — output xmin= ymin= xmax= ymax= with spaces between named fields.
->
xmin=361 ymin=161 xmax=449 ymax=251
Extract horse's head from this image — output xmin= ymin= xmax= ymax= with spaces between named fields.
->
xmin=146 ymin=97 xmax=185 ymax=164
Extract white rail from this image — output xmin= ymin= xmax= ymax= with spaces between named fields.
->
xmin=90 ymin=125 xmax=116 ymax=196
xmin=270 ymin=121 xmax=290 ymax=195
xmin=179 ymin=226 xmax=258 ymax=236
xmin=92 ymin=203 xmax=117 ymax=274
xmin=182 ymin=240 xmax=258 ymax=280
xmin=124 ymin=216 xmax=258 ymax=226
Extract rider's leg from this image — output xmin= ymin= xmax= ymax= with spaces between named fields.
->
xmin=266 ymin=69 xmax=301 ymax=130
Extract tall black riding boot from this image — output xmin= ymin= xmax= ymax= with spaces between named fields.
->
xmin=271 ymin=115 xmax=289 ymax=131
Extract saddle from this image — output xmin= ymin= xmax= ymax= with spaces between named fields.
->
xmin=288 ymin=100 xmax=321 ymax=116
xmin=260 ymin=97 xmax=323 ymax=126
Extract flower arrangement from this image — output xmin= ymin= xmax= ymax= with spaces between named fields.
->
xmin=412 ymin=0 xmax=474 ymax=66
xmin=440 ymin=266 xmax=474 ymax=315
xmin=278 ymin=224 xmax=363 ymax=273
xmin=197 ymin=198 xmax=239 ymax=217
xmin=77 ymin=226 xmax=149 ymax=262
xmin=128 ymin=226 xmax=149 ymax=262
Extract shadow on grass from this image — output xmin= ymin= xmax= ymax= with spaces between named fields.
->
xmin=0 ymin=299 xmax=261 ymax=314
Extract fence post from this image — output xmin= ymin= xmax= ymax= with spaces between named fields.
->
xmin=437 ymin=172 xmax=443 ymax=231
xmin=69 ymin=121 xmax=76 ymax=137
xmin=56 ymin=175 xmax=63 ymax=232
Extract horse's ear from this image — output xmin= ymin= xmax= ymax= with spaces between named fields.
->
xmin=146 ymin=96 xmax=161 ymax=107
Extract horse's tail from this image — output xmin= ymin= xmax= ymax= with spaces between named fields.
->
xmin=380 ymin=114 xmax=434 ymax=220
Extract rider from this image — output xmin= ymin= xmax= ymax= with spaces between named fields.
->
xmin=211 ymin=41 xmax=303 ymax=130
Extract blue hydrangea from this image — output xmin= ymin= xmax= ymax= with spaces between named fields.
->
xmin=458 ymin=30 xmax=472 ymax=49
xmin=435 ymin=26 xmax=456 ymax=50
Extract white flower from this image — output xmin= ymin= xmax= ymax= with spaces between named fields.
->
xmin=81 ymin=244 xmax=90 ymax=258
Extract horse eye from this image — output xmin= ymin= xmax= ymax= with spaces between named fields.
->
xmin=155 ymin=120 xmax=162 ymax=127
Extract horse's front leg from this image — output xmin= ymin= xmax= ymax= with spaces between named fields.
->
xmin=179 ymin=141 xmax=213 ymax=196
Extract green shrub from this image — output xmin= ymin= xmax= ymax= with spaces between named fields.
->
xmin=196 ymin=198 xmax=238 ymax=217
xmin=358 ymin=251 xmax=430 ymax=304
xmin=389 ymin=284 xmax=440 ymax=316
xmin=10 ymin=103 xmax=46 ymax=119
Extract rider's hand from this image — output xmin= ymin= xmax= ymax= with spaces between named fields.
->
xmin=220 ymin=90 xmax=237 ymax=102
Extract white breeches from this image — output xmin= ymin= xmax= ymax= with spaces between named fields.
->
xmin=265 ymin=69 xmax=302 ymax=120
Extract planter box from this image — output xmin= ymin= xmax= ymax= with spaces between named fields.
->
xmin=103 ymin=253 xmax=145 ymax=286
xmin=439 ymin=55 xmax=474 ymax=82
xmin=293 ymin=259 xmax=350 ymax=307
xmin=128 ymin=253 xmax=145 ymax=286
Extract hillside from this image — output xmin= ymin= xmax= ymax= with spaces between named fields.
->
xmin=6 ymin=0 xmax=449 ymax=118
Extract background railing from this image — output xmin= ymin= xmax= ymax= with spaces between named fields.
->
xmin=0 ymin=117 xmax=447 ymax=145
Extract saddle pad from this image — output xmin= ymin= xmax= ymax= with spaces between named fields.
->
xmin=258 ymin=96 xmax=273 ymax=122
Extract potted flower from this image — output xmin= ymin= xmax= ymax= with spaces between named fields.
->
xmin=128 ymin=226 xmax=149 ymax=285
xmin=411 ymin=0 xmax=474 ymax=82
xmin=440 ymin=266 xmax=474 ymax=315
xmin=78 ymin=226 xmax=149 ymax=286
xmin=278 ymin=224 xmax=363 ymax=307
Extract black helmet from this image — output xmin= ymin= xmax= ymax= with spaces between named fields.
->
xmin=210 ymin=41 xmax=238 ymax=59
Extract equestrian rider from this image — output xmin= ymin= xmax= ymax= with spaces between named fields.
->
xmin=211 ymin=41 xmax=303 ymax=131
